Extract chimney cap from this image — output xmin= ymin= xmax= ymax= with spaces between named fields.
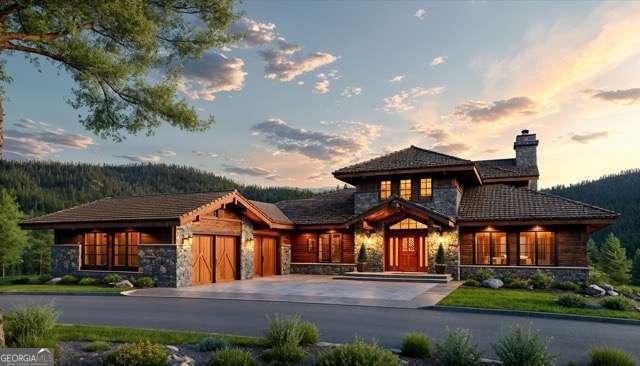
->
xmin=521 ymin=129 xmax=530 ymax=134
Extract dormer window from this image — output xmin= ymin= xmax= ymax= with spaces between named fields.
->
xmin=420 ymin=178 xmax=432 ymax=198
xmin=399 ymin=179 xmax=411 ymax=200
xmin=380 ymin=180 xmax=391 ymax=199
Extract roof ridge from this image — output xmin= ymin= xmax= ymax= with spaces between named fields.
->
xmin=333 ymin=147 xmax=414 ymax=173
xmin=108 ymin=189 xmax=236 ymax=199
xmin=500 ymin=184 xmax=619 ymax=215
xmin=22 ymin=197 xmax=112 ymax=222
xmin=276 ymin=188 xmax=355 ymax=205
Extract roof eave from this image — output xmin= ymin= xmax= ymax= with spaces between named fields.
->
xmin=457 ymin=216 xmax=618 ymax=227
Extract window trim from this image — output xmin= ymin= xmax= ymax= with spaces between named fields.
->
xmin=419 ymin=178 xmax=432 ymax=199
xmin=473 ymin=231 xmax=508 ymax=266
xmin=399 ymin=179 xmax=412 ymax=200
xmin=379 ymin=180 xmax=391 ymax=200
xmin=81 ymin=230 xmax=140 ymax=271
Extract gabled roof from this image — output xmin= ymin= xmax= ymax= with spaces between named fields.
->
xmin=275 ymin=189 xmax=355 ymax=225
xmin=333 ymin=146 xmax=474 ymax=176
xmin=458 ymin=184 xmax=618 ymax=223
xmin=475 ymin=158 xmax=539 ymax=180
xmin=248 ymin=200 xmax=293 ymax=225
xmin=346 ymin=195 xmax=456 ymax=227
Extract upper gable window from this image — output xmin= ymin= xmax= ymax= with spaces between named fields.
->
xmin=390 ymin=218 xmax=428 ymax=230
xmin=380 ymin=180 xmax=391 ymax=199
xmin=399 ymin=179 xmax=411 ymax=200
xmin=420 ymin=178 xmax=432 ymax=198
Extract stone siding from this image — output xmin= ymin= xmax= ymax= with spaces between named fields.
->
xmin=139 ymin=245 xmax=180 ymax=287
xmin=354 ymin=223 xmax=385 ymax=272
xmin=280 ymin=243 xmax=291 ymax=275
xmin=354 ymin=192 xmax=379 ymax=214
xmin=240 ymin=219 xmax=254 ymax=280
xmin=460 ymin=265 xmax=589 ymax=283
xmin=426 ymin=229 xmax=460 ymax=280
xmin=52 ymin=245 xmax=81 ymax=276
xmin=175 ymin=244 xmax=192 ymax=287
xmin=291 ymin=263 xmax=356 ymax=275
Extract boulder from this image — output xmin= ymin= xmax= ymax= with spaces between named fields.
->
xmin=167 ymin=353 xmax=195 ymax=366
xmin=114 ymin=280 xmax=134 ymax=288
xmin=46 ymin=277 xmax=62 ymax=284
xmin=606 ymin=290 xmax=619 ymax=297
xmin=584 ymin=284 xmax=605 ymax=297
xmin=601 ymin=283 xmax=614 ymax=292
xmin=482 ymin=278 xmax=504 ymax=289
xmin=165 ymin=345 xmax=179 ymax=353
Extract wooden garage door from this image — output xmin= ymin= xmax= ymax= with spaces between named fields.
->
xmin=215 ymin=235 xmax=237 ymax=282
xmin=254 ymin=236 xmax=277 ymax=277
xmin=192 ymin=235 xmax=213 ymax=285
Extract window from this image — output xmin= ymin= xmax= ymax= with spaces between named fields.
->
xmin=389 ymin=218 xmax=428 ymax=230
xmin=330 ymin=234 xmax=342 ymax=263
xmin=419 ymin=178 xmax=432 ymax=198
xmin=399 ymin=179 xmax=412 ymax=199
xmin=380 ymin=180 xmax=391 ymax=200
xmin=306 ymin=237 xmax=316 ymax=253
xmin=83 ymin=232 xmax=108 ymax=268
xmin=519 ymin=231 xmax=555 ymax=266
xmin=319 ymin=234 xmax=331 ymax=262
xmin=113 ymin=231 xmax=140 ymax=268
xmin=474 ymin=232 xmax=507 ymax=265
xmin=82 ymin=231 xmax=140 ymax=270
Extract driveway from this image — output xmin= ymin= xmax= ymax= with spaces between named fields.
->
xmin=126 ymin=275 xmax=459 ymax=308
xmin=0 ymin=294 xmax=638 ymax=364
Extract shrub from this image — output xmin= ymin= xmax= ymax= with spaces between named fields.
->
xmin=616 ymin=286 xmax=636 ymax=297
xmin=196 ymin=336 xmax=229 ymax=352
xmin=133 ymin=276 xmax=155 ymax=288
xmin=401 ymin=331 xmax=431 ymax=359
xmin=83 ymin=341 xmax=111 ymax=352
xmin=59 ymin=274 xmax=79 ymax=285
xmin=436 ymin=243 xmax=447 ymax=265
xmin=589 ymin=267 xmax=610 ymax=285
xmin=497 ymin=273 xmax=514 ymax=286
xmin=12 ymin=276 xmax=31 ymax=284
xmin=531 ymin=271 xmax=553 ymax=289
xmin=261 ymin=343 xmax=306 ymax=364
xmin=103 ymin=273 xmax=123 ymax=285
xmin=433 ymin=328 xmax=482 ymax=366
xmin=588 ymin=346 xmax=635 ymax=366
xmin=4 ymin=304 xmax=59 ymax=348
xmin=557 ymin=294 xmax=587 ymax=308
xmin=601 ymin=296 xmax=634 ymax=311
xmin=552 ymin=281 xmax=581 ymax=292
xmin=505 ymin=279 xmax=530 ymax=289
xmin=299 ymin=321 xmax=319 ymax=346
xmin=316 ymin=338 xmax=401 ymax=366
xmin=463 ymin=279 xmax=480 ymax=287
xmin=102 ymin=340 xmax=168 ymax=366
xmin=471 ymin=268 xmax=494 ymax=282
xmin=79 ymin=277 xmax=98 ymax=286
xmin=209 ymin=348 xmax=255 ymax=366
xmin=36 ymin=275 xmax=51 ymax=284
xmin=265 ymin=314 xmax=303 ymax=347
xmin=493 ymin=326 xmax=555 ymax=366
xmin=357 ymin=244 xmax=367 ymax=263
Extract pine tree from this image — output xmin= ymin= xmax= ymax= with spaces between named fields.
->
xmin=587 ymin=238 xmax=600 ymax=268
xmin=599 ymin=233 xmax=631 ymax=284
xmin=0 ymin=189 xmax=28 ymax=277
xmin=631 ymin=249 xmax=640 ymax=285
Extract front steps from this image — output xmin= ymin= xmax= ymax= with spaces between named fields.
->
xmin=333 ymin=271 xmax=452 ymax=283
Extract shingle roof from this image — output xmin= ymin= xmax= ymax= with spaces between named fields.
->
xmin=276 ymin=189 xmax=355 ymax=225
xmin=333 ymin=146 xmax=472 ymax=176
xmin=475 ymin=158 xmax=539 ymax=179
xmin=458 ymin=184 xmax=618 ymax=222
xmin=249 ymin=200 xmax=293 ymax=225
xmin=21 ymin=191 xmax=234 ymax=225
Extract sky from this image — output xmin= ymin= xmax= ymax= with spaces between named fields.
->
xmin=3 ymin=1 xmax=640 ymax=189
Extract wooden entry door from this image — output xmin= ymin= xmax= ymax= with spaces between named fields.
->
xmin=192 ymin=235 xmax=213 ymax=284
xmin=386 ymin=233 xmax=429 ymax=272
xmin=215 ymin=235 xmax=237 ymax=282
xmin=254 ymin=236 xmax=277 ymax=277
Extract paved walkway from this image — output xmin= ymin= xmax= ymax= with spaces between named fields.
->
xmin=126 ymin=274 xmax=461 ymax=308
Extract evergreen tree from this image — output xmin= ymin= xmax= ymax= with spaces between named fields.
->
xmin=586 ymin=238 xmax=600 ymax=268
xmin=631 ymin=249 xmax=640 ymax=285
xmin=599 ymin=233 xmax=631 ymax=284
xmin=0 ymin=190 xmax=28 ymax=277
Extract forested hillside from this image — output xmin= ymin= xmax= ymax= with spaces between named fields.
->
xmin=544 ymin=169 xmax=640 ymax=256
xmin=0 ymin=160 xmax=317 ymax=218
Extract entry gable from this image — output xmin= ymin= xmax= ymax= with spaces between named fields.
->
xmin=346 ymin=195 xmax=455 ymax=228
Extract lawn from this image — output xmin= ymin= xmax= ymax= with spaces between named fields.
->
xmin=439 ymin=287 xmax=640 ymax=320
xmin=0 ymin=284 xmax=123 ymax=293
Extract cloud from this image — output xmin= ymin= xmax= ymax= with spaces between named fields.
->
xmin=382 ymin=86 xmax=445 ymax=113
xmin=250 ymin=118 xmax=381 ymax=161
xmin=453 ymin=96 xmax=536 ymax=123
xmin=586 ymin=88 xmax=640 ymax=104
xmin=431 ymin=142 xmax=470 ymax=155
xmin=408 ymin=124 xmax=470 ymax=155
xmin=114 ymin=154 xmax=162 ymax=163
xmin=341 ymin=86 xmax=362 ymax=98
xmin=192 ymin=150 xmax=219 ymax=158
xmin=389 ymin=75 xmax=405 ymax=83
xmin=222 ymin=164 xmax=277 ymax=179
xmin=297 ymin=81 xmax=305 ymax=85
xmin=430 ymin=56 xmax=446 ymax=66
xmin=260 ymin=37 xmax=338 ymax=81
xmin=229 ymin=17 xmax=276 ymax=47
xmin=4 ymin=118 xmax=94 ymax=159
xmin=178 ymin=52 xmax=246 ymax=101
xmin=156 ymin=149 xmax=176 ymax=157
xmin=570 ymin=131 xmax=609 ymax=144
xmin=313 ymin=70 xmax=340 ymax=94
xmin=415 ymin=8 xmax=427 ymax=20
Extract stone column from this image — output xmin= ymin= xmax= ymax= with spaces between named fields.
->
xmin=51 ymin=244 xmax=81 ymax=276
xmin=280 ymin=242 xmax=291 ymax=275
xmin=355 ymin=223 xmax=385 ymax=272
xmin=240 ymin=218 xmax=254 ymax=280
xmin=426 ymin=228 xmax=459 ymax=279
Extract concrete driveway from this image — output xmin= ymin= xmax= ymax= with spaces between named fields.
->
xmin=126 ymin=274 xmax=460 ymax=308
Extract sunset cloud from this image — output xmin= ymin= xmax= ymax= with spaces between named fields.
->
xmin=5 ymin=118 xmax=94 ymax=159
xmin=587 ymin=88 xmax=640 ymax=104
xmin=571 ymin=131 xmax=609 ymax=144
xmin=341 ymin=86 xmax=363 ymax=98
xmin=431 ymin=142 xmax=470 ymax=155
xmin=222 ymin=164 xmax=277 ymax=179
xmin=156 ymin=149 xmax=176 ymax=157
xmin=453 ymin=97 xmax=536 ymax=123
xmin=415 ymin=8 xmax=427 ymax=20
xmin=382 ymin=86 xmax=445 ymax=113
xmin=229 ymin=17 xmax=276 ymax=47
xmin=313 ymin=70 xmax=340 ymax=94
xmin=261 ymin=38 xmax=338 ymax=81
xmin=430 ymin=56 xmax=446 ymax=66
xmin=178 ymin=52 xmax=246 ymax=101
xmin=389 ymin=75 xmax=405 ymax=83
xmin=114 ymin=154 xmax=162 ymax=163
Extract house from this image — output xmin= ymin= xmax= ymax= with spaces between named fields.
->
xmin=21 ymin=130 xmax=618 ymax=286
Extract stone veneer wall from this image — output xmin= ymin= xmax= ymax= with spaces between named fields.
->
xmin=52 ymin=245 xmax=81 ymax=276
xmin=425 ymin=229 xmax=460 ymax=279
xmin=280 ymin=243 xmax=291 ymax=275
xmin=460 ymin=266 xmax=589 ymax=283
xmin=139 ymin=245 xmax=181 ymax=287
xmin=354 ymin=223 xmax=385 ymax=272
xmin=290 ymin=263 xmax=355 ymax=275
xmin=240 ymin=218 xmax=254 ymax=280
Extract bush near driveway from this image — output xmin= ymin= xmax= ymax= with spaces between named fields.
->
xmin=588 ymin=346 xmax=635 ymax=366
xmin=102 ymin=339 xmax=168 ymax=366
xmin=531 ymin=271 xmax=553 ymax=289
xmin=298 ymin=321 xmax=319 ymax=346
xmin=401 ymin=331 xmax=431 ymax=359
xmin=196 ymin=336 xmax=229 ymax=352
xmin=557 ymin=294 xmax=587 ymax=308
xmin=209 ymin=348 xmax=255 ymax=366
xmin=79 ymin=277 xmax=98 ymax=286
xmin=601 ymin=297 xmax=634 ymax=311
xmin=552 ymin=280 xmax=581 ymax=292
xmin=316 ymin=338 xmax=401 ymax=366
xmin=261 ymin=343 xmax=306 ymax=364
xmin=103 ymin=273 xmax=122 ymax=285
xmin=133 ymin=276 xmax=155 ymax=288
xmin=505 ymin=279 xmax=529 ymax=289
xmin=4 ymin=303 xmax=58 ymax=348
xmin=493 ymin=326 xmax=555 ymax=366
xmin=83 ymin=341 xmax=111 ymax=352
xmin=59 ymin=274 xmax=79 ymax=285
xmin=433 ymin=328 xmax=482 ymax=366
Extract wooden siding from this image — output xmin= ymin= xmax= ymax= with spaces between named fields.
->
xmin=291 ymin=230 xmax=354 ymax=263
xmin=556 ymin=228 xmax=588 ymax=267
xmin=460 ymin=232 xmax=473 ymax=265
xmin=55 ymin=227 xmax=172 ymax=245
xmin=192 ymin=217 xmax=241 ymax=236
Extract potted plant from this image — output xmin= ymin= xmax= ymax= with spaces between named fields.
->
xmin=435 ymin=243 xmax=447 ymax=274
xmin=357 ymin=244 xmax=368 ymax=272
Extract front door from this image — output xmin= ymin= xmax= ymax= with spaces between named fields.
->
xmin=398 ymin=237 xmax=418 ymax=271
xmin=254 ymin=236 xmax=277 ymax=277
xmin=386 ymin=233 xmax=429 ymax=272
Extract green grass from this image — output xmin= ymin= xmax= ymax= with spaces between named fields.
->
xmin=54 ymin=324 xmax=266 ymax=347
xmin=0 ymin=284 xmax=122 ymax=293
xmin=0 ymin=275 xmax=40 ymax=285
xmin=439 ymin=287 xmax=640 ymax=320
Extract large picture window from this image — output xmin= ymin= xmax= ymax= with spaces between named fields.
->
xmin=380 ymin=180 xmax=391 ymax=200
xmin=419 ymin=178 xmax=432 ymax=198
xmin=82 ymin=231 xmax=140 ymax=270
xmin=474 ymin=232 xmax=507 ymax=265
xmin=519 ymin=231 xmax=555 ymax=266
xmin=389 ymin=218 xmax=428 ymax=230
xmin=399 ymin=179 xmax=412 ymax=200
xmin=83 ymin=232 xmax=108 ymax=268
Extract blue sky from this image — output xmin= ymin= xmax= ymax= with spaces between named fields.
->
xmin=4 ymin=1 xmax=640 ymax=188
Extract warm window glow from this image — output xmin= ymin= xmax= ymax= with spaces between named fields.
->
xmin=420 ymin=178 xmax=432 ymax=198
xmin=475 ymin=232 xmax=507 ymax=265
xmin=519 ymin=231 xmax=555 ymax=266
xmin=306 ymin=237 xmax=316 ymax=253
xmin=390 ymin=218 xmax=428 ymax=230
xmin=380 ymin=180 xmax=391 ymax=199
xmin=399 ymin=179 xmax=411 ymax=199
xmin=83 ymin=231 xmax=139 ymax=270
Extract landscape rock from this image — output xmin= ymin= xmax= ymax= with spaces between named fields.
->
xmin=634 ymin=305 xmax=640 ymax=313
xmin=167 ymin=353 xmax=194 ymax=366
xmin=46 ymin=277 xmax=62 ymax=284
xmin=165 ymin=345 xmax=179 ymax=352
xmin=585 ymin=284 xmax=605 ymax=297
xmin=317 ymin=341 xmax=341 ymax=347
xmin=601 ymin=283 xmax=614 ymax=292
xmin=606 ymin=290 xmax=619 ymax=297
xmin=480 ymin=357 xmax=504 ymax=365
xmin=482 ymin=278 xmax=504 ymax=289
xmin=114 ymin=280 xmax=133 ymax=288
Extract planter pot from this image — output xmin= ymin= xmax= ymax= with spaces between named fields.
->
xmin=357 ymin=262 xmax=368 ymax=272
xmin=435 ymin=264 xmax=446 ymax=274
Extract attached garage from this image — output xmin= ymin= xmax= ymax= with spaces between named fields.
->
xmin=254 ymin=235 xmax=278 ymax=277
xmin=192 ymin=235 xmax=214 ymax=284
xmin=192 ymin=234 xmax=238 ymax=284
xmin=215 ymin=235 xmax=237 ymax=282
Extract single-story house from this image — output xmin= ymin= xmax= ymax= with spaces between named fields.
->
xmin=21 ymin=130 xmax=618 ymax=286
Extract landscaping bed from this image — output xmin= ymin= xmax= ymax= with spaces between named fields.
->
xmin=0 ymin=273 xmax=155 ymax=294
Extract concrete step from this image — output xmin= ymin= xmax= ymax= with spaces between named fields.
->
xmin=333 ymin=272 xmax=452 ymax=283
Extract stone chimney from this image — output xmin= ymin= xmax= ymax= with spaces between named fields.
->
xmin=514 ymin=129 xmax=538 ymax=167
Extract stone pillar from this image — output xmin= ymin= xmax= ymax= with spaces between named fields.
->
xmin=51 ymin=244 xmax=81 ymax=276
xmin=426 ymin=228 xmax=459 ymax=279
xmin=175 ymin=244 xmax=192 ymax=287
xmin=139 ymin=245 xmax=179 ymax=287
xmin=240 ymin=218 xmax=254 ymax=280
xmin=355 ymin=223 xmax=385 ymax=272
xmin=280 ymin=242 xmax=291 ymax=275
